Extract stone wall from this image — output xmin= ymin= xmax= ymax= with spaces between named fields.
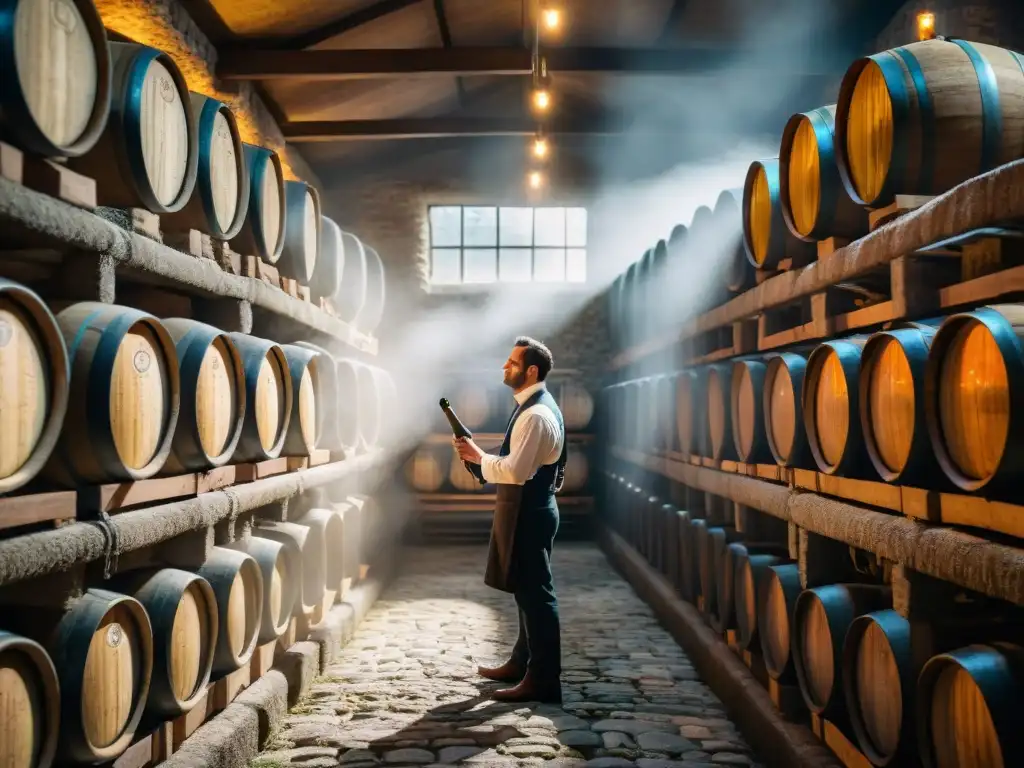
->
xmin=95 ymin=0 xmax=320 ymax=187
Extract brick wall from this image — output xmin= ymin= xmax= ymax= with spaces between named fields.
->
xmin=95 ymin=0 xmax=320 ymax=187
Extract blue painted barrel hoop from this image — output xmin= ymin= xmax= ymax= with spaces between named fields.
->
xmin=835 ymin=52 xmax=913 ymax=207
xmin=120 ymin=45 xmax=198 ymax=213
xmin=0 ymin=0 xmax=111 ymax=157
xmin=173 ymin=325 xmax=246 ymax=469
xmin=803 ymin=338 xmax=869 ymax=477
xmin=924 ymin=307 xmax=1024 ymax=493
xmin=52 ymin=589 xmax=153 ymax=762
xmin=946 ymin=39 xmax=1003 ymax=175
xmin=243 ymin=145 xmax=285 ymax=262
xmin=0 ymin=279 xmax=70 ymax=495
xmin=915 ymin=644 xmax=1024 ymax=768
xmin=195 ymin=97 xmax=250 ymax=240
xmin=858 ymin=325 xmax=939 ymax=485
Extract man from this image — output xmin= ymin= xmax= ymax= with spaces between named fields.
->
xmin=454 ymin=336 xmax=566 ymax=704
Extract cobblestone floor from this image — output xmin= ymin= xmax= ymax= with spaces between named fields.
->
xmin=252 ymin=543 xmax=761 ymax=768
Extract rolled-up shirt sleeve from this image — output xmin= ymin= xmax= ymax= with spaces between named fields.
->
xmin=480 ymin=409 xmax=559 ymax=485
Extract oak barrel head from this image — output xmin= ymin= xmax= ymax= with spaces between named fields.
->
xmin=334 ymin=230 xmax=368 ymax=324
xmin=195 ymin=547 xmax=263 ymax=676
xmin=0 ymin=631 xmax=60 ymax=768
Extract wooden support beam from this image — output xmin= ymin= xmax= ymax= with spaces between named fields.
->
xmin=432 ymin=0 xmax=466 ymax=106
xmin=282 ymin=115 xmax=644 ymax=141
xmin=217 ymin=46 xmax=836 ymax=80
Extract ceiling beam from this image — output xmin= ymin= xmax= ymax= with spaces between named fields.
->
xmin=218 ymin=45 xmax=836 ymax=80
xmin=432 ymin=0 xmax=466 ymax=105
xmin=282 ymin=116 xmax=648 ymax=141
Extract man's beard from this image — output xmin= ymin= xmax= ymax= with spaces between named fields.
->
xmin=504 ymin=369 xmax=526 ymax=389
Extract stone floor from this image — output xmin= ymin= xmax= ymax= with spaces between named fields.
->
xmin=251 ymin=543 xmax=761 ymax=768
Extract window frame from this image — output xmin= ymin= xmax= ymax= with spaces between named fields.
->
xmin=427 ymin=204 xmax=588 ymax=289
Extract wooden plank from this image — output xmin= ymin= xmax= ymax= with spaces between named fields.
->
xmin=85 ymin=474 xmax=199 ymax=515
xmin=0 ymin=490 xmax=76 ymax=532
xmin=211 ymin=665 xmax=250 ymax=711
xmin=811 ymin=715 xmax=873 ymax=768
xmin=308 ymin=448 xmax=332 ymax=467
xmin=792 ymin=470 xmax=903 ymax=514
xmin=108 ymin=732 xmax=153 ymax=768
xmin=902 ymin=487 xmax=1024 ymax=539
xmin=172 ymin=686 xmax=212 ymax=748
xmin=21 ymin=155 xmax=96 ymax=209
xmin=250 ymin=637 xmax=279 ymax=679
xmin=938 ymin=263 xmax=1024 ymax=308
xmin=197 ymin=465 xmax=237 ymax=494
xmin=0 ymin=141 xmax=23 ymax=184
xmin=235 ymin=458 xmax=290 ymax=482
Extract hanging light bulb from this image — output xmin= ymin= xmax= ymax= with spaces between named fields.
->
xmin=917 ymin=11 xmax=936 ymax=40
xmin=532 ymin=87 xmax=551 ymax=112
xmin=533 ymin=135 xmax=549 ymax=159
xmin=528 ymin=171 xmax=544 ymax=190
xmin=542 ymin=7 xmax=561 ymax=31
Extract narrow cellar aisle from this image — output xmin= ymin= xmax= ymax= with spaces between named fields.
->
xmin=252 ymin=544 xmax=760 ymax=767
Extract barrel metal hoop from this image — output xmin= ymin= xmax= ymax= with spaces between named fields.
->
xmin=245 ymin=145 xmax=272 ymax=260
xmin=946 ymin=39 xmax=1003 ymax=174
xmin=872 ymin=51 xmax=914 ymax=206
xmin=892 ymin=47 xmax=935 ymax=195
xmin=762 ymin=158 xmax=787 ymax=267
xmin=56 ymin=306 xmax=107 ymax=485
xmin=800 ymin=107 xmax=838 ymax=239
xmin=122 ymin=46 xmax=165 ymax=212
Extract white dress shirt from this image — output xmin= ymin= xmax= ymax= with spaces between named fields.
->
xmin=480 ymin=381 xmax=564 ymax=486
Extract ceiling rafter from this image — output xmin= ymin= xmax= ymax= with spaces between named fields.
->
xmin=282 ymin=115 xmax=643 ymax=141
xmin=431 ymin=0 xmax=467 ymax=107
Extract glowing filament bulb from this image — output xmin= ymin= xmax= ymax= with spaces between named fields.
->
xmin=533 ymin=88 xmax=551 ymax=111
xmin=529 ymin=171 xmax=544 ymax=189
xmin=533 ymin=137 xmax=548 ymax=158
xmin=917 ymin=12 xmax=936 ymax=40
xmin=542 ymin=8 xmax=560 ymax=30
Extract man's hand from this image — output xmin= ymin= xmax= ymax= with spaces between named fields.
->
xmin=453 ymin=436 xmax=484 ymax=464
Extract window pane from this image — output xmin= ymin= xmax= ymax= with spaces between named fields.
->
xmin=567 ymin=208 xmax=588 ymax=246
xmin=430 ymin=207 xmax=461 ymax=247
xmin=431 ymin=248 xmax=461 ymax=283
xmin=463 ymin=248 xmax=497 ymax=282
xmin=499 ymin=207 xmax=533 ymax=246
xmin=463 ymin=207 xmax=497 ymax=246
xmin=534 ymin=248 xmax=566 ymax=281
xmin=534 ymin=207 xmax=566 ymax=246
xmin=567 ymin=248 xmax=587 ymax=282
xmin=499 ymin=248 xmax=532 ymax=282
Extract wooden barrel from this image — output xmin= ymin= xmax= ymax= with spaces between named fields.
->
xmin=161 ymin=318 xmax=245 ymax=472
xmin=647 ymin=239 xmax=670 ymax=334
xmin=310 ymin=216 xmax=343 ymax=301
xmin=699 ymin=526 xmax=739 ymax=623
xmin=194 ymin=547 xmax=262 ymax=675
xmin=108 ymin=568 xmax=217 ymax=718
xmin=0 ymin=279 xmax=70 ymax=495
xmin=333 ymin=357 xmax=360 ymax=451
xmin=675 ymin=369 xmax=702 ymax=456
xmin=291 ymin=341 xmax=342 ymax=452
xmin=835 ymin=39 xmax=1024 ymax=208
xmin=29 ymin=589 xmax=153 ymax=763
xmin=792 ymin=584 xmax=892 ymax=718
xmin=608 ymin=274 xmax=624 ymax=351
xmin=842 ymin=609 xmax=917 ymax=766
xmin=0 ymin=0 xmax=111 ymax=158
xmin=734 ymin=551 xmax=788 ymax=651
xmin=161 ymin=94 xmax=249 ymax=240
xmin=803 ymin=336 xmax=873 ymax=477
xmin=279 ymin=344 xmax=321 ymax=457
xmin=716 ymin=542 xmax=788 ymax=636
xmin=679 ymin=517 xmax=706 ymax=603
xmin=620 ymin=261 xmax=640 ymax=348
xmin=294 ymin=507 xmax=342 ymax=607
xmin=449 ymin=445 xmax=487 ymax=492
xmin=758 ymin=563 xmax=802 ymax=680
xmin=692 ymin=368 xmax=713 ymax=456
xmin=621 ymin=379 xmax=643 ymax=450
xmin=763 ymin=351 xmax=813 ymax=468
xmin=227 ymin=535 xmax=299 ymax=642
xmin=355 ymin=362 xmax=384 ymax=449
xmin=916 ymin=642 xmax=1024 ymax=768
xmin=859 ymin=322 xmax=942 ymax=485
xmin=334 ymin=231 xmax=368 ymax=325
xmin=742 ymin=158 xmax=816 ymax=270
xmin=730 ymin=358 xmax=771 ymax=463
xmin=254 ymin=520 xmax=325 ymax=616
xmin=42 ymin=303 xmax=179 ymax=485
xmin=451 ymin=385 xmax=492 ymax=431
xmin=556 ymin=380 xmax=594 ymax=431
xmin=779 ymin=104 xmax=869 ymax=242
xmin=358 ymin=244 xmax=386 ymax=334
xmin=560 ymin=444 xmax=589 ymax=492
xmin=278 ymin=180 xmax=320 ymax=284
xmin=227 ymin=334 xmax=292 ymax=462
xmin=67 ymin=42 xmax=198 ymax=213
xmin=0 ymin=631 xmax=60 ymax=768
xmin=706 ymin=363 xmax=737 ymax=461
xmin=230 ymin=144 xmax=286 ymax=264
xmin=714 ymin=188 xmax=754 ymax=292
xmin=924 ymin=305 xmax=1024 ymax=496
xmin=405 ymin=445 xmax=449 ymax=491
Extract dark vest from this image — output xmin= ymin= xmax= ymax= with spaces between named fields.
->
xmin=500 ymin=387 xmax=567 ymax=509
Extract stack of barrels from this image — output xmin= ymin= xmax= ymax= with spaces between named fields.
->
xmin=0 ymin=490 xmax=378 ymax=768
xmin=606 ymin=36 xmax=1024 ymax=356
xmin=0 ymin=276 xmax=400 ymax=498
xmin=606 ymin=303 xmax=1024 ymax=502
xmin=0 ymin=0 xmax=386 ymax=336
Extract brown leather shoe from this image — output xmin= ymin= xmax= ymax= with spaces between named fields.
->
xmin=477 ymin=659 xmax=526 ymax=683
xmin=491 ymin=671 xmax=562 ymax=704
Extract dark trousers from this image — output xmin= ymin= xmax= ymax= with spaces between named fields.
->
xmin=508 ymin=503 xmax=561 ymax=679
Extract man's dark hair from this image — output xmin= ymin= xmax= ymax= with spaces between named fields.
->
xmin=514 ymin=336 xmax=554 ymax=381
